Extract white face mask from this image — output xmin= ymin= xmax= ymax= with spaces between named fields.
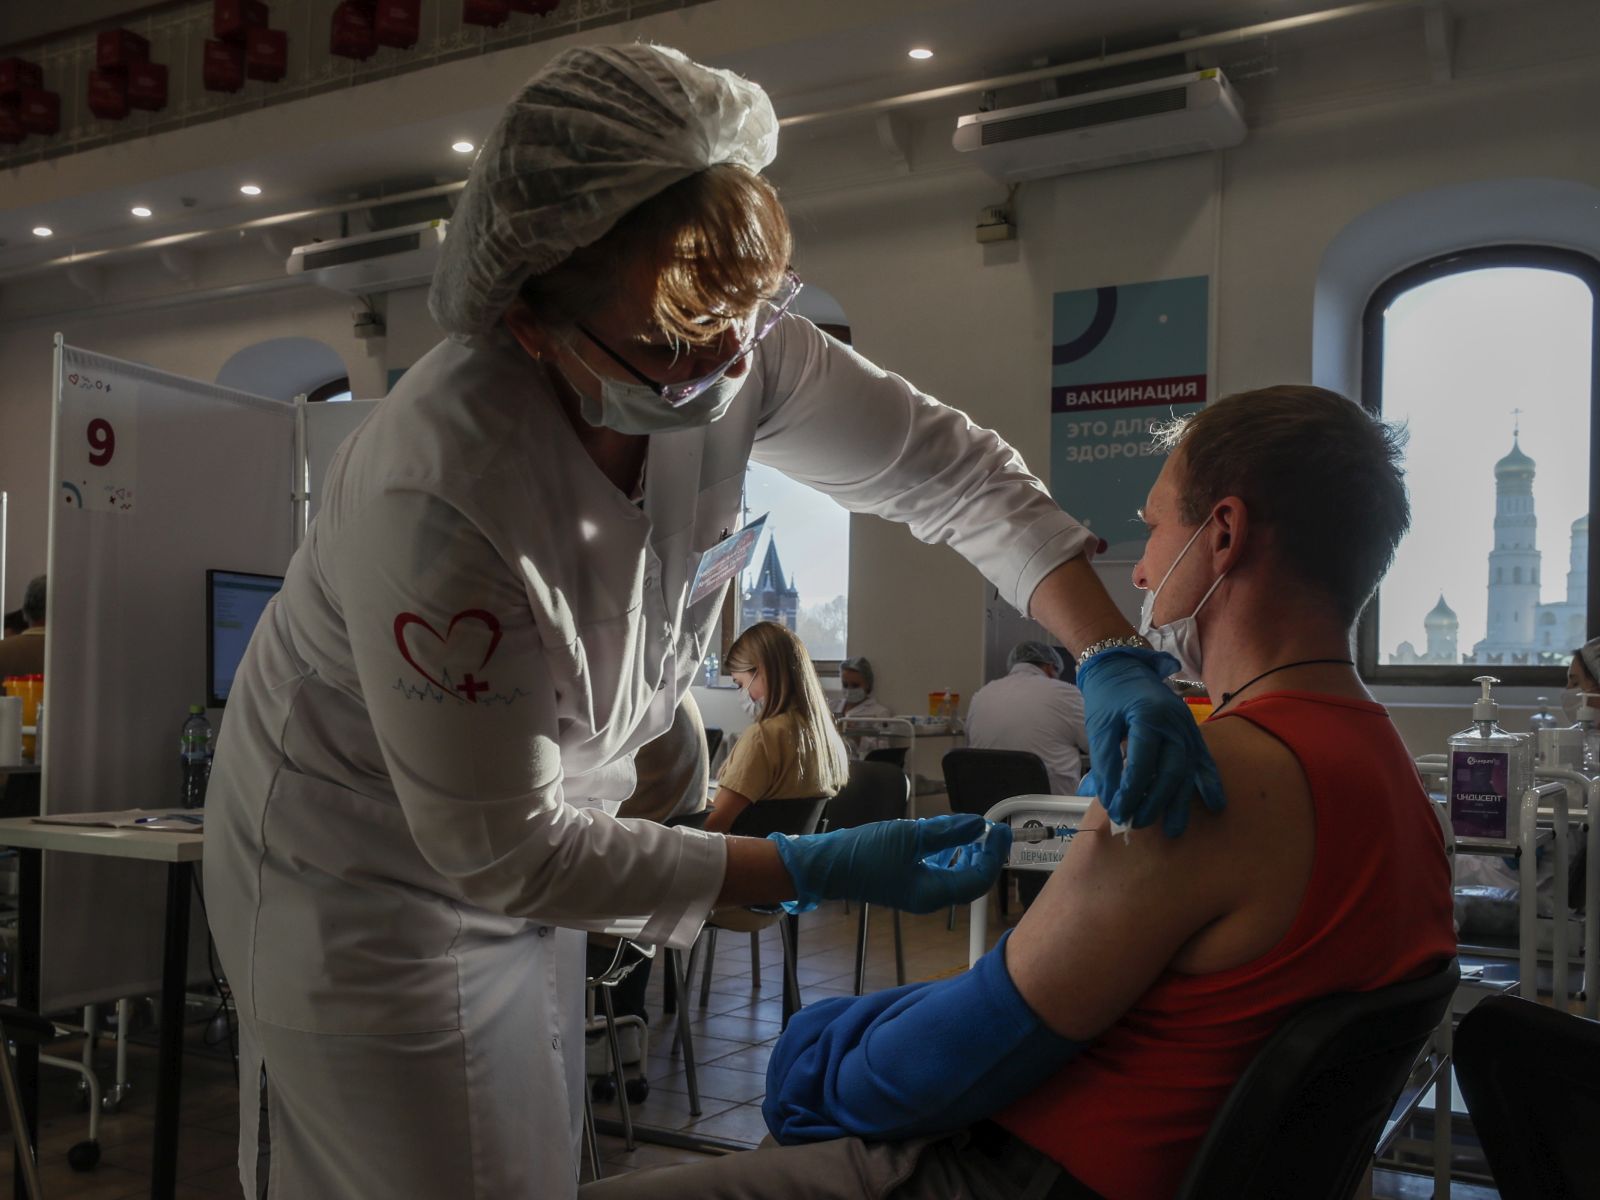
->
xmin=558 ymin=346 xmax=749 ymax=435
xmin=842 ymin=686 xmax=867 ymax=705
xmin=1137 ymin=515 xmax=1227 ymax=680
xmin=739 ymin=689 xmax=764 ymax=719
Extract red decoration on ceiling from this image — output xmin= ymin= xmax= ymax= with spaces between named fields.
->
xmin=331 ymin=2 xmax=380 ymax=61
xmin=0 ymin=59 xmax=43 ymax=99
xmin=510 ymin=0 xmax=561 ymax=13
xmin=87 ymin=69 xmax=130 ymax=120
xmin=215 ymin=0 xmax=270 ymax=43
xmin=203 ymin=39 xmax=246 ymax=93
xmin=127 ymin=61 xmax=169 ymax=111
xmin=0 ymin=104 xmax=24 ymax=145
xmin=245 ymin=27 xmax=288 ymax=82
xmin=375 ymin=1 xmax=422 ymax=49
xmin=18 ymin=88 xmax=60 ymax=137
xmin=463 ymin=0 xmax=511 ymax=28
xmin=96 ymin=29 xmax=150 ymax=73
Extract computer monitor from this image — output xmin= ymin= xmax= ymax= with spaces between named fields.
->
xmin=207 ymin=569 xmax=284 ymax=708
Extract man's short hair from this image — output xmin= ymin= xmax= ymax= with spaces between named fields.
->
xmin=1152 ymin=387 xmax=1409 ymax=624
xmin=21 ymin=575 xmax=45 ymax=626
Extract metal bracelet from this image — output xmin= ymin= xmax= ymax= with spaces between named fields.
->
xmin=1075 ymin=635 xmax=1150 ymax=666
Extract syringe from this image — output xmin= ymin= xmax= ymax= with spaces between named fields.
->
xmin=1012 ymin=824 xmax=1081 ymax=844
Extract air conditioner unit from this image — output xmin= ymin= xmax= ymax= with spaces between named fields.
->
xmin=286 ymin=219 xmax=448 ymax=295
xmin=952 ymin=68 xmax=1244 ymax=181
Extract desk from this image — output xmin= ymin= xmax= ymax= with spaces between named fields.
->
xmin=0 ymin=817 xmax=203 ymax=1200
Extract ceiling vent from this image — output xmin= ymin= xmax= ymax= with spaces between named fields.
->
xmin=953 ymin=69 xmax=1245 ymax=180
xmin=286 ymin=219 xmax=447 ymax=295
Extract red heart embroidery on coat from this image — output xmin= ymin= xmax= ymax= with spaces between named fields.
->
xmin=393 ymin=609 xmax=503 ymax=702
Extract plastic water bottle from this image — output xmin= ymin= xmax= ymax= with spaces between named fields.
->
xmin=180 ymin=705 xmax=214 ymax=809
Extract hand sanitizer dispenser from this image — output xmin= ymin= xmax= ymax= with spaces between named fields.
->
xmin=1449 ymin=675 xmax=1529 ymax=841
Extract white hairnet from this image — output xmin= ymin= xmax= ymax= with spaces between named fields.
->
xmin=1009 ymin=641 xmax=1063 ymax=674
xmin=430 ymin=43 xmax=779 ymax=338
xmin=840 ymin=656 xmax=874 ymax=692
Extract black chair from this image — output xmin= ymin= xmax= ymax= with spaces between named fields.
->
xmin=704 ymin=726 xmax=724 ymax=764
xmin=942 ymin=748 xmax=1051 ymax=919
xmin=863 ymin=745 xmax=909 ymax=770
xmin=1454 ymin=993 xmax=1600 ymax=1199
xmin=687 ymin=795 xmax=830 ymax=1029
xmin=0 ymin=1003 xmax=93 ymax=1198
xmin=1174 ymin=957 xmax=1459 ymax=1200
xmin=823 ymin=761 xmax=910 ymax=994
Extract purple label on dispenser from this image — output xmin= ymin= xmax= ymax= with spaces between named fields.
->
xmin=1450 ymin=749 xmax=1509 ymax=840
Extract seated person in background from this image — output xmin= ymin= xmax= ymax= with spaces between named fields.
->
xmin=966 ymin=640 xmax=1089 ymax=796
xmin=704 ymin=621 xmax=849 ymax=835
xmin=0 ymin=576 xmax=46 ymax=677
xmin=1568 ymin=636 xmax=1600 ymax=700
xmin=2 ymin=610 xmax=25 ymax=638
xmin=583 ymin=385 xmax=1457 ymax=1200
xmin=831 ymin=655 xmax=893 ymax=761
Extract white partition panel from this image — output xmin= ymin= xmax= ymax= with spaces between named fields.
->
xmin=43 ymin=338 xmax=295 ymax=1009
xmin=305 ymin=399 xmax=378 ymax=525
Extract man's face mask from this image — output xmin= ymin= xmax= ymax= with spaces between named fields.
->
xmin=1137 ymin=515 xmax=1227 ymax=680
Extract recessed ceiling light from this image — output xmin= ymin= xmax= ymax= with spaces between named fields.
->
xmin=451 ymin=140 xmax=475 ymax=154
xmin=908 ymin=47 xmax=934 ymax=60
xmin=32 ymin=226 xmax=52 ymax=238
xmin=131 ymin=205 xmax=152 ymax=218
xmin=239 ymin=184 xmax=262 ymax=196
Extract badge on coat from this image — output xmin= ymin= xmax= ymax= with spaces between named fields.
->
xmin=687 ymin=514 xmax=767 ymax=606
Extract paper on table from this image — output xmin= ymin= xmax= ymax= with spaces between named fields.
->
xmin=32 ymin=809 xmax=203 ymax=833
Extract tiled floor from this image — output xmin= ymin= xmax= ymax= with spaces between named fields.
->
xmin=0 ymin=891 xmax=1498 ymax=1197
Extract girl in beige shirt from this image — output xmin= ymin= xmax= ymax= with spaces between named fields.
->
xmin=706 ymin=621 xmax=849 ymax=833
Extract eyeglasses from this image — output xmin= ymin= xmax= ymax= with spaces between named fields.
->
xmin=577 ymin=270 xmax=803 ymax=408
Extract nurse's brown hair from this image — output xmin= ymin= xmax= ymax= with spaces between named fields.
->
xmin=725 ymin=621 xmax=848 ymax=794
xmin=518 ymin=163 xmax=792 ymax=349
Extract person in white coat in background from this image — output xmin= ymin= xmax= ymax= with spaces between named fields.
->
xmin=204 ymin=43 xmax=1220 ymax=1199
xmin=830 ymin=655 xmax=894 ymax=761
xmin=965 ymin=641 xmax=1090 ymax=797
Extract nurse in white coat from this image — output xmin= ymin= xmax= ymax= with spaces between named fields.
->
xmin=205 ymin=44 xmax=1221 ymax=1199
xmin=830 ymin=656 xmax=893 ymax=760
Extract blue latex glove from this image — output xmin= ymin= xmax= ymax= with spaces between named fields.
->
xmin=1075 ymin=646 xmax=1225 ymax=837
xmin=770 ymin=815 xmax=1013 ymax=915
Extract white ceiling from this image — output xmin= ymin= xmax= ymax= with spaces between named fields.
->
xmin=0 ymin=0 xmax=1540 ymax=280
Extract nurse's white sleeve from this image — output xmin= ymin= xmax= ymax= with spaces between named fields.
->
xmin=332 ymin=489 xmax=723 ymax=947
xmin=750 ymin=315 xmax=1096 ymax=616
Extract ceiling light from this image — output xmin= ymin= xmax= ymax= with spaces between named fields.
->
xmin=908 ymin=47 xmax=933 ymax=60
xmin=32 ymin=226 xmax=52 ymax=238
xmin=239 ymin=184 xmax=262 ymax=196
xmin=452 ymin=140 xmax=475 ymax=154
xmin=131 ymin=206 xmax=152 ymax=218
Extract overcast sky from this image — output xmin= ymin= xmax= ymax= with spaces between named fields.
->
xmin=1376 ymin=266 xmax=1593 ymax=655
xmin=741 ymin=461 xmax=851 ymax=606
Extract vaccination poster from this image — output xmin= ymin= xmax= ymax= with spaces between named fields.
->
xmin=1048 ymin=275 xmax=1209 ymax=561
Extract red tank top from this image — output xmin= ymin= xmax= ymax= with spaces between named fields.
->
xmin=995 ymin=692 xmax=1456 ymax=1200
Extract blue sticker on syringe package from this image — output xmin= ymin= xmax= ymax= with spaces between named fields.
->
xmin=1450 ymin=749 xmax=1509 ymax=840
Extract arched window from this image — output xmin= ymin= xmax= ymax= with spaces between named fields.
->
xmin=1360 ymin=246 xmax=1600 ymax=683
xmin=308 ymin=377 xmax=352 ymax=404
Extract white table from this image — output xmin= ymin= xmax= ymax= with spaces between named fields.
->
xmin=0 ymin=816 xmax=203 ymax=1200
